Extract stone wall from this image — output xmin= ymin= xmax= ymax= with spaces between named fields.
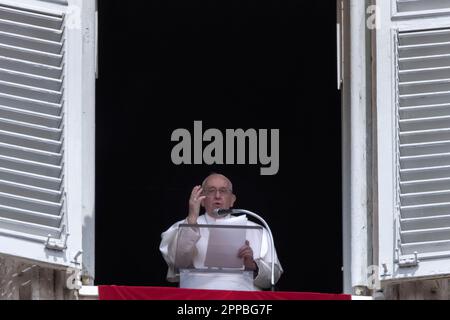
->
xmin=0 ymin=256 xmax=76 ymax=300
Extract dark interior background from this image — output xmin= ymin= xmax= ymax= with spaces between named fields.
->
xmin=95 ymin=0 xmax=342 ymax=293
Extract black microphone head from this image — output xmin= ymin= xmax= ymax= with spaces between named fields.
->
xmin=213 ymin=208 xmax=234 ymax=217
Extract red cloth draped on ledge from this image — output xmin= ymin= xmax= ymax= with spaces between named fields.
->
xmin=98 ymin=286 xmax=351 ymax=300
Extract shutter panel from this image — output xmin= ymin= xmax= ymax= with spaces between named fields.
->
xmin=375 ymin=1 xmax=450 ymax=282
xmin=397 ymin=0 xmax=450 ymax=13
xmin=0 ymin=4 xmax=66 ymax=243
xmin=0 ymin=0 xmax=95 ymax=274
xmin=397 ymin=28 xmax=450 ymax=256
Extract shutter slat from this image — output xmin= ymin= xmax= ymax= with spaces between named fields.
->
xmin=400 ymin=92 xmax=450 ymax=108
xmin=400 ymin=104 xmax=450 ymax=119
xmin=0 ymin=105 xmax=62 ymax=128
xmin=0 ymin=143 xmax=61 ymax=165
xmin=0 ymin=117 xmax=62 ymax=140
xmin=400 ymin=128 xmax=450 ymax=144
xmin=401 ymin=153 xmax=450 ymax=169
xmin=0 ymin=31 xmax=62 ymax=54
xmin=401 ymin=165 xmax=450 ymax=181
xmin=402 ymin=214 xmax=450 ymax=231
xmin=0 ymin=179 xmax=61 ymax=203
xmin=402 ymin=240 xmax=450 ymax=255
xmin=0 ymin=130 xmax=62 ymax=153
xmin=401 ymin=140 xmax=450 ymax=157
xmin=0 ymin=6 xmax=63 ymax=30
xmin=401 ymin=177 xmax=450 ymax=193
xmin=400 ymin=67 xmax=450 ymax=82
xmin=0 ymin=167 xmax=61 ymax=191
xmin=401 ymin=202 xmax=450 ymax=219
xmin=0 ymin=19 xmax=62 ymax=42
xmin=399 ymin=79 xmax=450 ymax=95
xmin=401 ymin=190 xmax=450 ymax=206
xmin=400 ymin=55 xmax=450 ymax=70
xmin=397 ymin=0 xmax=450 ymax=13
xmin=0 ymin=56 xmax=63 ymax=79
xmin=399 ymin=42 xmax=450 ymax=58
xmin=0 ymin=43 xmax=63 ymax=67
xmin=0 ymin=93 xmax=61 ymax=115
xmin=0 ymin=204 xmax=61 ymax=228
xmin=402 ymin=227 xmax=450 ymax=243
xmin=0 ymin=216 xmax=60 ymax=238
xmin=0 ymin=192 xmax=61 ymax=216
xmin=0 ymin=68 xmax=62 ymax=91
xmin=0 ymin=155 xmax=62 ymax=178
xmin=400 ymin=115 xmax=450 ymax=131
xmin=0 ymin=81 xmax=62 ymax=103
xmin=399 ymin=29 xmax=450 ymax=46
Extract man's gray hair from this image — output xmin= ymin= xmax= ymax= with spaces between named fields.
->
xmin=201 ymin=173 xmax=233 ymax=192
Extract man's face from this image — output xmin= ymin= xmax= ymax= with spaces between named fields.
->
xmin=201 ymin=175 xmax=236 ymax=215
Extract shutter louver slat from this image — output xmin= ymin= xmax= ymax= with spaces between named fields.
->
xmin=0 ymin=5 xmax=63 ymax=29
xmin=401 ymin=141 xmax=450 ymax=157
xmin=0 ymin=44 xmax=63 ymax=67
xmin=0 ymin=93 xmax=62 ymax=116
xmin=0 ymin=56 xmax=63 ymax=79
xmin=401 ymin=165 xmax=450 ymax=181
xmin=0 ymin=68 xmax=62 ymax=91
xmin=0 ymin=130 xmax=62 ymax=153
xmin=400 ymin=152 xmax=450 ymax=169
xmin=0 ymin=4 xmax=65 ymax=243
xmin=0 ymin=118 xmax=62 ymax=140
xmin=0 ymin=167 xmax=61 ymax=191
xmin=0 ymin=105 xmax=62 ymax=128
xmin=401 ymin=202 xmax=450 ymax=218
xmin=400 ymin=55 xmax=450 ymax=70
xmin=0 ymin=217 xmax=60 ymax=238
xmin=0 ymin=179 xmax=61 ymax=203
xmin=400 ymin=104 xmax=450 ymax=119
xmin=397 ymin=0 xmax=450 ymax=13
xmin=0 ymin=19 xmax=63 ymax=42
xmin=402 ymin=177 xmax=450 ymax=193
xmin=0 ymin=81 xmax=62 ymax=103
xmin=0 ymin=31 xmax=62 ymax=54
xmin=402 ymin=214 xmax=450 ymax=230
xmin=0 ymin=143 xmax=62 ymax=165
xmin=397 ymin=28 xmax=450 ymax=258
xmin=0 ymin=204 xmax=61 ymax=227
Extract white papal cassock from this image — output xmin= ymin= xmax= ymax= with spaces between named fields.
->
xmin=160 ymin=214 xmax=283 ymax=291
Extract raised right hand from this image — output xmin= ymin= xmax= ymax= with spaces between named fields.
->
xmin=187 ymin=186 xmax=206 ymax=224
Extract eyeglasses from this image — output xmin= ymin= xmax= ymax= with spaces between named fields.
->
xmin=203 ymin=187 xmax=232 ymax=197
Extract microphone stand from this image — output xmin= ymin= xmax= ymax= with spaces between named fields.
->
xmin=215 ymin=209 xmax=276 ymax=291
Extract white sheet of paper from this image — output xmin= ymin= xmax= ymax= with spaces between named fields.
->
xmin=204 ymin=216 xmax=248 ymax=268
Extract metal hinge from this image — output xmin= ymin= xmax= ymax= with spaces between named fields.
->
xmin=45 ymin=225 xmax=70 ymax=251
xmin=398 ymin=252 xmax=419 ymax=268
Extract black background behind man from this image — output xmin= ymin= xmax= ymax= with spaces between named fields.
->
xmin=95 ymin=0 xmax=341 ymax=293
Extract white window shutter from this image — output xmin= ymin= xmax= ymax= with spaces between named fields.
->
xmin=0 ymin=0 xmax=95 ymax=278
xmin=378 ymin=1 xmax=450 ymax=282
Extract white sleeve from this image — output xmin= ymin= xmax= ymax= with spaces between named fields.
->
xmin=159 ymin=221 xmax=201 ymax=282
xmin=253 ymin=228 xmax=283 ymax=289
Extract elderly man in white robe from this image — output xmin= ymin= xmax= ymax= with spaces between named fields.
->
xmin=159 ymin=173 xmax=283 ymax=291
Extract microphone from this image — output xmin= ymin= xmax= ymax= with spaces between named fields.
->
xmin=213 ymin=208 xmax=235 ymax=217
xmin=211 ymin=208 xmax=277 ymax=291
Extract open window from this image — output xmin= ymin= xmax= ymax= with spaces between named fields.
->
xmin=0 ymin=0 xmax=95 ymax=280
